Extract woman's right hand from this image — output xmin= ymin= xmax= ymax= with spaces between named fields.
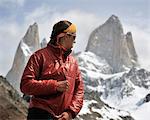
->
xmin=56 ymin=80 xmax=69 ymax=92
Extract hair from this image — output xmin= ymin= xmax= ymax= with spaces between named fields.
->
xmin=49 ymin=20 xmax=72 ymax=45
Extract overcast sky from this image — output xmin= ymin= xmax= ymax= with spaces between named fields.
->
xmin=0 ymin=0 xmax=150 ymax=76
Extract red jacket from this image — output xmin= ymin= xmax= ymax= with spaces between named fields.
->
xmin=20 ymin=44 xmax=84 ymax=118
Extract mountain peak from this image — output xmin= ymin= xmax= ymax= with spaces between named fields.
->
xmin=23 ymin=23 xmax=39 ymax=49
xmin=86 ymin=15 xmax=138 ymax=73
xmin=110 ymin=14 xmax=118 ymax=19
xmin=29 ymin=22 xmax=37 ymax=28
xmin=33 ymin=22 xmax=37 ymax=26
xmin=127 ymin=32 xmax=132 ymax=35
xmin=106 ymin=14 xmax=120 ymax=24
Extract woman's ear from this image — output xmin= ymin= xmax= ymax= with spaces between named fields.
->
xmin=58 ymin=37 xmax=65 ymax=45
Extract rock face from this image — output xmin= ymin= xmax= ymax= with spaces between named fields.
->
xmin=0 ymin=76 xmax=27 ymax=120
xmin=145 ymin=93 xmax=150 ymax=102
xmin=86 ymin=15 xmax=138 ymax=73
xmin=6 ymin=23 xmax=40 ymax=94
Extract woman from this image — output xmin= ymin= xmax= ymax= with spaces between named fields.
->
xmin=20 ymin=20 xmax=84 ymax=120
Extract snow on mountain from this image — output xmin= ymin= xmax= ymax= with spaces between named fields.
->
xmin=101 ymin=67 xmax=150 ymax=107
xmin=77 ymin=51 xmax=113 ymax=74
xmin=132 ymin=101 xmax=150 ymax=120
xmin=86 ymin=15 xmax=138 ymax=73
xmin=75 ymin=78 xmax=134 ymax=120
xmin=77 ymin=99 xmax=134 ymax=120
xmin=76 ymin=51 xmax=150 ymax=120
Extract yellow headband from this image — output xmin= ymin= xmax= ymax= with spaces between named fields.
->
xmin=64 ymin=23 xmax=76 ymax=33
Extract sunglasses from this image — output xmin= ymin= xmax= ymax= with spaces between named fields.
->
xmin=66 ymin=32 xmax=76 ymax=40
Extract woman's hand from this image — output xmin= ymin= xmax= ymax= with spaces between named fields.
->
xmin=57 ymin=112 xmax=72 ymax=120
xmin=56 ymin=80 xmax=69 ymax=92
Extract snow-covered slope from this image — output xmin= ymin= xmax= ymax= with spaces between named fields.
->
xmin=77 ymin=52 xmax=113 ymax=74
xmin=76 ymin=51 xmax=150 ymax=120
xmin=76 ymin=88 xmax=134 ymax=120
xmin=132 ymin=102 xmax=150 ymax=120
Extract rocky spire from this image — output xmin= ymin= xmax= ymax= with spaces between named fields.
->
xmin=40 ymin=38 xmax=47 ymax=48
xmin=126 ymin=32 xmax=138 ymax=64
xmin=86 ymin=15 xmax=138 ymax=73
xmin=6 ymin=23 xmax=40 ymax=94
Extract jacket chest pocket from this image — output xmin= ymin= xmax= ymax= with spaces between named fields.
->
xmin=41 ymin=62 xmax=66 ymax=81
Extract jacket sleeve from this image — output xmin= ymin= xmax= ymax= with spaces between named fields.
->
xmin=66 ymin=61 xmax=84 ymax=118
xmin=20 ymin=52 xmax=58 ymax=96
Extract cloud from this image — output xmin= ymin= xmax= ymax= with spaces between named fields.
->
xmin=0 ymin=22 xmax=26 ymax=76
xmin=0 ymin=0 xmax=25 ymax=7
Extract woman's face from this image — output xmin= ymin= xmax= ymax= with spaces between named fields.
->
xmin=60 ymin=33 xmax=76 ymax=49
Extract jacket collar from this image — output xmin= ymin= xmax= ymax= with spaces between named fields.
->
xmin=47 ymin=43 xmax=71 ymax=61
